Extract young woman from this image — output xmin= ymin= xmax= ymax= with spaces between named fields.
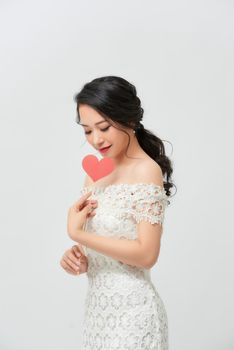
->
xmin=60 ymin=76 xmax=175 ymax=349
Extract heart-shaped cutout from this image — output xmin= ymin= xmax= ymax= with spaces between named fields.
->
xmin=82 ymin=155 xmax=115 ymax=182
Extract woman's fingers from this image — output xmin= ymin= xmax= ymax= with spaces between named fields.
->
xmin=72 ymin=244 xmax=84 ymax=257
xmin=60 ymin=246 xmax=89 ymax=276
xmin=61 ymin=253 xmax=80 ymax=273
xmin=74 ymin=191 xmax=92 ymax=211
xmin=67 ymin=249 xmax=82 ymax=268
xmin=78 ymin=199 xmax=89 ymax=211
xmin=75 ymin=193 xmax=98 ymax=212
xmin=88 ymin=210 xmax=97 ymax=217
xmin=60 ymin=258 xmax=78 ymax=275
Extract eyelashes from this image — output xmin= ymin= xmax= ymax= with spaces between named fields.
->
xmin=84 ymin=126 xmax=110 ymax=135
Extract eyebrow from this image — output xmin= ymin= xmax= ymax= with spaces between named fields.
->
xmin=79 ymin=120 xmax=108 ymax=127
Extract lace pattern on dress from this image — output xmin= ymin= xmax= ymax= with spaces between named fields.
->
xmin=130 ymin=184 xmax=168 ymax=225
xmin=80 ymin=182 xmax=169 ymax=226
xmin=78 ymin=183 xmax=169 ymax=349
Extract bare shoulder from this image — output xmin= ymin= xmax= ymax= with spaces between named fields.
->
xmin=83 ymin=174 xmax=94 ymax=188
xmin=134 ymin=159 xmax=164 ymax=187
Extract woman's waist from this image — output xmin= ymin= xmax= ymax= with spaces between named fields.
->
xmin=87 ymin=259 xmax=151 ymax=277
xmin=87 ymin=253 xmax=150 ymax=275
xmin=87 ymin=268 xmax=153 ymax=291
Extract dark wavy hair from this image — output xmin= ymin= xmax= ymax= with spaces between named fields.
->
xmin=73 ymin=76 xmax=176 ymax=200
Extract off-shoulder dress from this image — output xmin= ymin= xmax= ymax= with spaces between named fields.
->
xmin=79 ymin=183 xmax=169 ymax=350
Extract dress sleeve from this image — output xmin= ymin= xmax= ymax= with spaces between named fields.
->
xmin=131 ymin=185 xmax=169 ymax=225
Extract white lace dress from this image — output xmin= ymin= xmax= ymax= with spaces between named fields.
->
xmin=79 ymin=183 xmax=169 ymax=350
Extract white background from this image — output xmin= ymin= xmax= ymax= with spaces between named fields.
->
xmin=0 ymin=0 xmax=233 ymax=349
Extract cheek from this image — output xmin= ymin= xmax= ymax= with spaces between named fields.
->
xmin=107 ymin=129 xmax=117 ymax=142
xmin=109 ymin=129 xmax=127 ymax=143
xmin=111 ymin=133 xmax=129 ymax=151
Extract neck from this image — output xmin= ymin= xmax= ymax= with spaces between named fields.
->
xmin=112 ymin=135 xmax=146 ymax=168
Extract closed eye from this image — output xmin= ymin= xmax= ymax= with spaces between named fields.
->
xmin=85 ymin=126 xmax=110 ymax=135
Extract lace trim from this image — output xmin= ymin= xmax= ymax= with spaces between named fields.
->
xmin=80 ymin=182 xmax=167 ymax=195
xmin=80 ymin=182 xmax=169 ymax=226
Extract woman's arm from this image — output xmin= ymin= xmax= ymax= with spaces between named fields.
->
xmin=71 ymin=229 xmax=155 ymax=269
xmin=77 ymin=169 xmax=163 ymax=269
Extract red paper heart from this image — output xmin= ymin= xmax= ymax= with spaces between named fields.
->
xmin=82 ymin=155 xmax=115 ymax=182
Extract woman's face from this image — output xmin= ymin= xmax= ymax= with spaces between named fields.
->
xmin=79 ymin=104 xmax=132 ymax=158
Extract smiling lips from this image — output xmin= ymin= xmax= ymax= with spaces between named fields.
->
xmin=99 ymin=145 xmax=111 ymax=151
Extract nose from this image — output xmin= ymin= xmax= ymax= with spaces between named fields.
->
xmin=92 ymin=130 xmax=104 ymax=147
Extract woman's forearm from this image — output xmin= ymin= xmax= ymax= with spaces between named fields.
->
xmin=72 ymin=229 xmax=149 ymax=268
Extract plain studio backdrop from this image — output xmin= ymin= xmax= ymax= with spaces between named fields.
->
xmin=0 ymin=1 xmax=233 ymax=349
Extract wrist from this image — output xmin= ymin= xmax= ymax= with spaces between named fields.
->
xmin=76 ymin=229 xmax=87 ymax=242
xmin=68 ymin=228 xmax=83 ymax=242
